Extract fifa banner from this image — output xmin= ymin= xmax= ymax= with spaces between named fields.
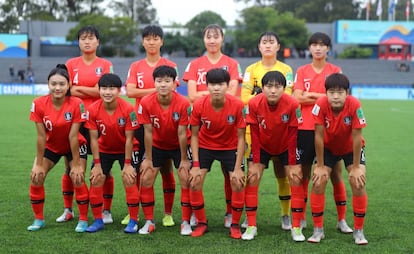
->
xmin=351 ymin=85 xmax=414 ymax=100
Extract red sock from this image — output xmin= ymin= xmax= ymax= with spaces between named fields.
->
xmin=61 ymin=174 xmax=74 ymax=209
xmin=224 ymin=174 xmax=232 ymax=214
xmin=333 ymin=181 xmax=347 ymax=221
xmin=353 ymin=195 xmax=367 ymax=230
xmin=190 ymin=189 xmax=206 ymax=224
xmin=103 ymin=176 xmax=114 ymax=211
xmin=89 ymin=186 xmax=103 ymax=219
xmin=310 ymin=192 xmax=325 ymax=228
xmin=244 ymin=185 xmax=258 ymax=226
xmin=161 ymin=171 xmax=175 ymax=215
xmin=140 ymin=186 xmax=155 ymax=220
xmin=290 ymin=185 xmax=305 ymax=228
xmin=74 ymin=183 xmax=89 ymax=221
xmin=30 ymin=184 xmax=45 ymax=220
xmin=231 ymin=190 xmax=244 ymax=225
xmin=180 ymin=188 xmax=191 ymax=222
xmin=125 ymin=185 xmax=139 ymax=221
xmin=302 ymin=179 xmax=309 ymax=220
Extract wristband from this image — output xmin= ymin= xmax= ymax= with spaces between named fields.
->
xmin=192 ymin=161 xmax=200 ymax=167
xmin=124 ymin=158 xmax=131 ymax=165
xmin=93 ymin=158 xmax=100 ymax=164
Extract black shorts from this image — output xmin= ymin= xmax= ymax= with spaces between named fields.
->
xmin=198 ymin=148 xmax=244 ymax=172
xmin=297 ymin=130 xmax=315 ymax=164
xmin=324 ymin=147 xmax=366 ymax=169
xmin=93 ymin=152 xmax=138 ymax=177
xmin=152 ymin=146 xmax=191 ymax=168
xmin=259 ymin=148 xmax=298 ymax=168
xmin=80 ymin=124 xmax=92 ymax=155
xmin=44 ymin=145 xmax=88 ymax=165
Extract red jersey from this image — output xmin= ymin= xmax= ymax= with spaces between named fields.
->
xmin=125 ymin=58 xmax=179 ymax=107
xmin=30 ymin=95 xmax=87 ymax=154
xmin=294 ymin=62 xmax=341 ymax=130
xmin=85 ymin=98 xmax=139 ymax=154
xmin=190 ymin=94 xmax=246 ymax=150
xmin=312 ymin=95 xmax=366 ymax=155
xmin=138 ymin=91 xmax=191 ymax=150
xmin=182 ymin=55 xmax=243 ymax=92
xmin=66 ymin=56 xmax=113 ymax=109
xmin=246 ymin=93 xmax=301 ymax=155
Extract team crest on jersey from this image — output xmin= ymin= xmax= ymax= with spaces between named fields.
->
xmin=172 ymin=112 xmax=180 ymax=121
xmin=64 ymin=112 xmax=73 ymax=121
xmin=281 ymin=114 xmax=289 ymax=123
xmin=227 ymin=115 xmax=235 ymax=124
xmin=118 ymin=117 xmax=126 ymax=127
xmin=95 ymin=67 xmax=103 ymax=76
xmin=343 ymin=116 xmax=352 ymax=125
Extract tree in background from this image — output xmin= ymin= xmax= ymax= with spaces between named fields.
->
xmin=234 ymin=6 xmax=308 ymax=57
xmin=66 ymin=14 xmax=138 ymax=57
xmin=109 ymin=0 xmax=158 ymax=24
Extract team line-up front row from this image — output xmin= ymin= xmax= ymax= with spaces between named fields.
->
xmin=27 ymin=25 xmax=368 ymax=246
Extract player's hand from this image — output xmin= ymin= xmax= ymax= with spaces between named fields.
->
xmin=139 ymin=158 xmax=153 ymax=176
xmin=122 ymin=164 xmax=137 ymax=186
xmin=348 ymin=164 xmax=366 ymax=189
xmin=189 ymin=166 xmax=202 ymax=189
xmin=231 ymin=169 xmax=245 ymax=191
xmin=287 ymin=164 xmax=303 ymax=184
xmin=31 ymin=165 xmax=46 ymax=185
xmin=89 ymin=165 xmax=104 ymax=185
xmin=178 ymin=159 xmax=191 ymax=183
xmin=312 ymin=165 xmax=329 ymax=187
xmin=70 ymin=164 xmax=85 ymax=186
xmin=252 ymin=85 xmax=262 ymax=95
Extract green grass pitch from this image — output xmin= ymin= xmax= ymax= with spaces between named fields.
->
xmin=0 ymin=96 xmax=413 ymax=253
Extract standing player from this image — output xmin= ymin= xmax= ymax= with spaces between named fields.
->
xmin=241 ymin=31 xmax=294 ymax=231
xmin=84 ymin=74 xmax=139 ymax=232
xmin=57 ymin=25 xmax=114 ymax=225
xmin=28 ymin=64 xmax=89 ymax=232
xmin=293 ymin=32 xmax=352 ymax=234
xmin=125 ymin=25 xmax=178 ymax=227
xmin=309 ymin=73 xmax=368 ymax=245
xmin=242 ymin=71 xmax=304 ymax=241
xmin=189 ymin=68 xmax=246 ymax=238
xmin=183 ymin=24 xmax=243 ymax=228
xmin=137 ymin=66 xmax=192 ymax=235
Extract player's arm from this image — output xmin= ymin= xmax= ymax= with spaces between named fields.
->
xmin=241 ymin=82 xmax=255 ymax=105
xmin=178 ymin=125 xmax=190 ymax=163
xmin=312 ymin=124 xmax=327 ymax=186
xmin=70 ymin=83 xmax=100 ymax=99
xmin=31 ymin=123 xmax=47 ymax=184
xmin=187 ymin=80 xmax=209 ymax=103
xmin=125 ymin=83 xmax=156 ymax=99
xmin=89 ymin=128 xmax=103 ymax=185
xmin=348 ymin=128 xmax=366 ymax=189
xmin=189 ymin=124 xmax=201 ymax=188
xmin=293 ymin=89 xmax=319 ymax=105
xmin=227 ymin=79 xmax=239 ymax=97
xmin=68 ymin=122 xmax=84 ymax=185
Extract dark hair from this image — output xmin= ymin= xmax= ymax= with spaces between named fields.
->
xmin=261 ymin=71 xmax=286 ymax=88
xmin=258 ymin=31 xmax=280 ymax=44
xmin=325 ymin=73 xmax=350 ymax=90
xmin=202 ymin=24 xmax=224 ymax=38
xmin=77 ymin=25 xmax=100 ymax=40
xmin=153 ymin=65 xmax=177 ymax=80
xmin=142 ymin=25 xmax=164 ymax=39
xmin=206 ymin=68 xmax=230 ymax=85
xmin=98 ymin=73 xmax=122 ymax=88
xmin=48 ymin=64 xmax=69 ymax=82
xmin=48 ymin=64 xmax=70 ymax=96
xmin=308 ymin=32 xmax=331 ymax=47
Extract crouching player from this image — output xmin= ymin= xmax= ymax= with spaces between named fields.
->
xmin=309 ymin=73 xmax=368 ymax=245
xmin=189 ymin=68 xmax=246 ymax=238
xmin=243 ymin=71 xmax=304 ymax=241
xmin=85 ymin=73 xmax=140 ymax=233
xmin=138 ymin=65 xmax=192 ymax=235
